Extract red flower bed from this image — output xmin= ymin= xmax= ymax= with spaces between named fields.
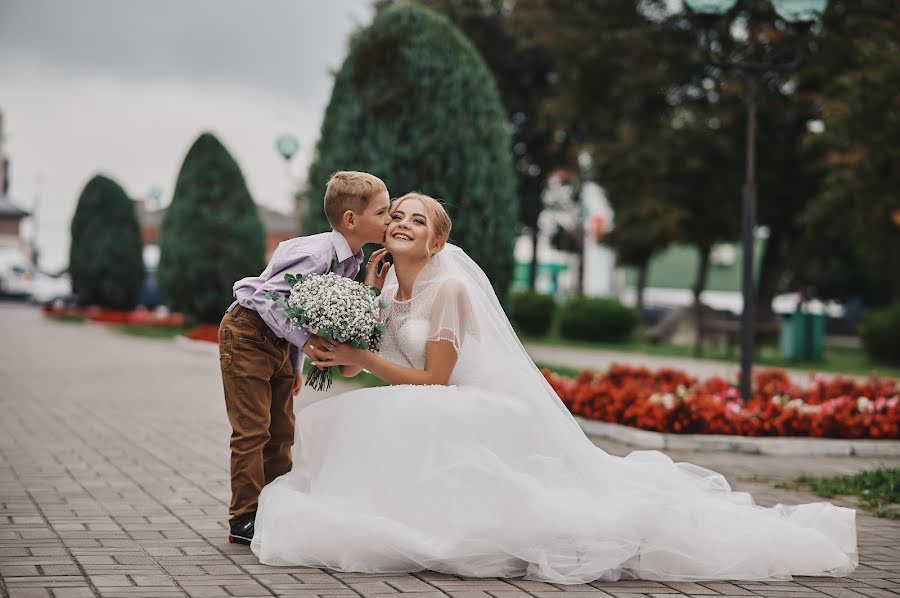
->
xmin=42 ymin=305 xmax=119 ymax=322
xmin=544 ymin=364 xmax=900 ymax=439
xmin=124 ymin=307 xmax=186 ymax=328
xmin=185 ymin=324 xmax=220 ymax=343
xmin=42 ymin=304 xmax=86 ymax=320
xmin=84 ymin=307 xmax=131 ymax=323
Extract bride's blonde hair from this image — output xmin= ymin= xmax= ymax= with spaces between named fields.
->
xmin=391 ymin=192 xmax=452 ymax=256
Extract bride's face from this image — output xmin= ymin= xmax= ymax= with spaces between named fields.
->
xmin=385 ymin=198 xmax=433 ymax=258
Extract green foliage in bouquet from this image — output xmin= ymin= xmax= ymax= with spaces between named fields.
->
xmin=158 ymin=133 xmax=265 ymax=324
xmin=69 ymin=174 xmax=144 ymax=310
xmin=302 ymin=3 xmax=518 ymax=300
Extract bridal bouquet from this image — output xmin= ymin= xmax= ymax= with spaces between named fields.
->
xmin=266 ymin=263 xmax=386 ymax=391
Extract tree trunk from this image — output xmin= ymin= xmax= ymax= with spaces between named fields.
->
xmin=692 ymin=244 xmax=712 ymax=357
xmin=576 ymin=231 xmax=585 ymax=298
xmin=756 ymin=224 xmax=791 ymax=325
xmin=528 ymin=225 xmax=539 ymax=291
xmin=635 ymin=260 xmax=649 ymax=320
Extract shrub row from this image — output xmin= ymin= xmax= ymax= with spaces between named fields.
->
xmin=508 ymin=291 xmax=638 ymax=342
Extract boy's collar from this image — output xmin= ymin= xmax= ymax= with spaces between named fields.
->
xmin=329 ymin=230 xmax=364 ymax=264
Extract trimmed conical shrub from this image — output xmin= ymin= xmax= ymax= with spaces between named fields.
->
xmin=158 ymin=133 xmax=265 ymax=323
xmin=69 ymin=174 xmax=144 ymax=310
xmin=304 ymin=3 xmax=518 ymax=297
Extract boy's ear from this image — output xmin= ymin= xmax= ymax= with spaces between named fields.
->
xmin=341 ymin=209 xmax=355 ymax=229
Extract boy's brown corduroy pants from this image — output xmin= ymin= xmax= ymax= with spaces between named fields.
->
xmin=219 ymin=304 xmax=296 ymax=524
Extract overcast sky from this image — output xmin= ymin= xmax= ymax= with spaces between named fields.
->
xmin=0 ymin=0 xmax=373 ymax=270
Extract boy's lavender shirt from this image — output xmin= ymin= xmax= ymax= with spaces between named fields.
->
xmin=233 ymin=230 xmax=364 ymax=372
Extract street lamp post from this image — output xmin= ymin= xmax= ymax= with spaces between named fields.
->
xmin=682 ymin=0 xmax=828 ymax=401
xmin=276 ymin=133 xmax=301 ymax=214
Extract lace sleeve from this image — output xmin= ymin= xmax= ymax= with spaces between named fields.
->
xmin=426 ymin=277 xmax=475 ymax=353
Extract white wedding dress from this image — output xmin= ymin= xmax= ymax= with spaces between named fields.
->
xmin=251 ymin=245 xmax=857 ymax=583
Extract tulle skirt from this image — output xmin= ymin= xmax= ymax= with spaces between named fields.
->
xmin=251 ymin=385 xmax=857 ymax=583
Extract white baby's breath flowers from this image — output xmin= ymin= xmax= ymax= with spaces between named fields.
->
xmin=267 ymin=270 xmax=385 ymax=392
xmin=286 ymin=272 xmax=381 ymax=342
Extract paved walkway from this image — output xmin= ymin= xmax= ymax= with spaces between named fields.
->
xmin=1 ymin=303 xmax=898 ymax=598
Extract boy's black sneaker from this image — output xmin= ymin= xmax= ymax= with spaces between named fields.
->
xmin=228 ymin=514 xmax=255 ymax=545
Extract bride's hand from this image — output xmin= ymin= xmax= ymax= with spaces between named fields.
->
xmin=311 ymin=342 xmax=364 ymax=368
xmin=364 ymin=248 xmax=392 ymax=290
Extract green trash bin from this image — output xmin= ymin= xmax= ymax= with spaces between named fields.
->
xmin=779 ymin=311 xmax=825 ymax=361
xmin=806 ymin=311 xmax=825 ymax=361
xmin=780 ymin=313 xmax=805 ymax=360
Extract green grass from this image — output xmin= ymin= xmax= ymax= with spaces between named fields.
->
xmin=776 ymin=468 xmax=900 ymax=519
xmin=520 ymin=328 xmax=900 ymax=379
xmin=536 ymin=362 xmax=581 ymax=378
xmin=116 ymin=325 xmax=191 ymax=339
xmin=51 ymin=314 xmax=87 ymax=324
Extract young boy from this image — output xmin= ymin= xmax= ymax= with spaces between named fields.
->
xmin=219 ymin=171 xmax=392 ymax=545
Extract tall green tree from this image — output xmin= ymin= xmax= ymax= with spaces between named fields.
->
xmin=158 ymin=133 xmax=265 ymax=323
xmin=393 ymin=0 xmax=573 ymax=290
xmin=658 ymin=52 xmax=743 ymax=309
xmin=692 ymin=3 xmax=833 ymax=321
xmin=662 ymin=94 xmax=742 ymax=351
xmin=800 ymin=0 xmax=900 ymax=306
xmin=605 ymin=197 xmax=681 ymax=316
xmin=521 ymin=0 xmax=693 ymax=314
xmin=303 ymin=3 xmax=518 ymax=298
xmin=544 ymin=1 xmax=838 ymax=322
xmin=69 ymin=174 xmax=144 ymax=310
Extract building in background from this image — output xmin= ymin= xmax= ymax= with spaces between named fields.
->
xmin=0 ymin=109 xmax=31 ymax=250
xmin=135 ymin=198 xmax=299 ymax=263
xmin=513 ymin=175 xmax=619 ymax=299
xmin=133 ymin=197 xmax=298 ymax=308
xmin=0 ymin=108 xmax=40 ymax=297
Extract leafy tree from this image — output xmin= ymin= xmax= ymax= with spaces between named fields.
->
xmin=662 ymin=93 xmax=742 ymax=351
xmin=800 ymin=0 xmax=900 ymax=306
xmin=523 ymin=0 xmax=691 ymax=314
xmin=523 ymin=2 xmax=832 ymax=325
xmin=303 ymin=3 xmax=518 ymax=298
xmin=604 ymin=197 xmax=681 ymax=316
xmin=158 ymin=133 xmax=265 ymax=323
xmin=69 ymin=174 xmax=144 ymax=310
xmin=396 ymin=0 xmax=573 ymax=289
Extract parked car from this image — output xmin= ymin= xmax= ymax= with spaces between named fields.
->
xmin=0 ymin=246 xmax=34 ymax=298
xmin=28 ymin=271 xmax=73 ymax=305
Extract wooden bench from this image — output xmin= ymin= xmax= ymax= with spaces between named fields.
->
xmin=697 ymin=318 xmax=780 ymax=358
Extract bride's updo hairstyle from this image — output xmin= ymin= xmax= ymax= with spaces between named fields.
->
xmin=391 ymin=192 xmax=452 ymax=257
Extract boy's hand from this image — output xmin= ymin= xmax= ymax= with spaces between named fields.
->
xmin=292 ymin=373 xmax=302 ymax=396
xmin=364 ymin=248 xmax=392 ymax=290
xmin=303 ymin=335 xmax=335 ymax=370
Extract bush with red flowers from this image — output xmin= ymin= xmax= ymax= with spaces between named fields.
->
xmin=185 ymin=324 xmax=220 ymax=343
xmin=43 ymin=305 xmax=187 ymax=328
xmin=543 ymin=364 xmax=900 ymax=439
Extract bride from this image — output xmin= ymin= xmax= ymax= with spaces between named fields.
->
xmin=250 ymin=192 xmax=857 ymax=583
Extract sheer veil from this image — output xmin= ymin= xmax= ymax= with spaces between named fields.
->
xmin=382 ymin=244 xmax=588 ymax=438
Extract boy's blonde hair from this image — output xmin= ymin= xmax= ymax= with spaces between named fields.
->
xmin=391 ymin=192 xmax=452 ymax=256
xmin=324 ymin=171 xmax=388 ymax=228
